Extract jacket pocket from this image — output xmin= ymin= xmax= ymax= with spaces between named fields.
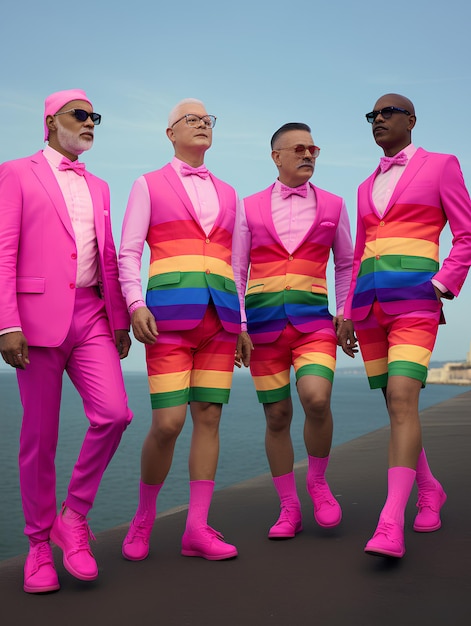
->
xmin=148 ymin=272 xmax=181 ymax=290
xmin=247 ymin=283 xmax=264 ymax=294
xmin=16 ymin=277 xmax=45 ymax=294
xmin=400 ymin=257 xmax=438 ymax=271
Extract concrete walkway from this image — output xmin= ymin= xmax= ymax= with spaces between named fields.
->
xmin=1 ymin=391 xmax=470 ymax=626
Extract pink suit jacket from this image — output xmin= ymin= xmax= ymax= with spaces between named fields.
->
xmin=0 ymin=150 xmax=129 ymax=346
xmin=344 ymin=148 xmax=471 ymax=320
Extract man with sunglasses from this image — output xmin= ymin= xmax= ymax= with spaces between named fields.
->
xmin=0 ymin=89 xmax=133 ymax=592
xmin=119 ymin=98 xmax=244 ymax=562
xmin=232 ymin=122 xmax=353 ymax=539
xmin=339 ymin=93 xmax=471 ymax=558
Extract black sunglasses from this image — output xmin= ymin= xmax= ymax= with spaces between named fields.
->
xmin=54 ymin=108 xmax=102 ymax=125
xmin=365 ymin=106 xmax=411 ymax=124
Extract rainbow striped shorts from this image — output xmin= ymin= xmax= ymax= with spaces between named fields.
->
xmin=146 ymin=304 xmax=237 ymax=408
xmin=249 ymin=322 xmax=337 ymax=404
xmin=354 ymin=300 xmax=441 ymax=389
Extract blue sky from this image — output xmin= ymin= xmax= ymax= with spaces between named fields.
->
xmin=1 ymin=0 xmax=471 ymax=372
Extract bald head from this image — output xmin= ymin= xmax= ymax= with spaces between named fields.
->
xmin=374 ymin=93 xmax=415 ymax=117
xmin=369 ymin=93 xmax=416 ymax=156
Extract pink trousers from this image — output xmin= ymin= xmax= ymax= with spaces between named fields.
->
xmin=17 ymin=287 xmax=132 ymax=542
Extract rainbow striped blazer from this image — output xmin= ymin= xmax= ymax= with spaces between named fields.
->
xmin=243 ymin=185 xmax=344 ymax=343
xmin=345 ymin=148 xmax=471 ymax=321
xmin=143 ymin=164 xmax=240 ymax=334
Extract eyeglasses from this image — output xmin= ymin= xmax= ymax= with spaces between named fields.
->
xmin=172 ymin=114 xmax=217 ymax=129
xmin=54 ymin=109 xmax=102 ymax=125
xmin=276 ymin=144 xmax=320 ymax=158
xmin=365 ymin=106 xmax=411 ymax=124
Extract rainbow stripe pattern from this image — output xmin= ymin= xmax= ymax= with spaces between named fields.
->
xmin=351 ymin=203 xmax=446 ymax=319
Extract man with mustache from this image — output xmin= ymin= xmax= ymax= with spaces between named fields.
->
xmin=233 ymin=122 xmax=353 ymax=539
xmin=0 ymin=89 xmax=133 ymax=592
xmin=339 ymin=93 xmax=471 ymax=558
xmin=119 ymin=98 xmax=244 ymax=562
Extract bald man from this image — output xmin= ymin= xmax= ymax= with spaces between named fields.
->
xmin=339 ymin=93 xmax=471 ymax=558
xmin=119 ymin=98 xmax=246 ymax=562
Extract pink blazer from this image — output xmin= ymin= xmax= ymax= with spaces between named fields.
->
xmin=0 ymin=150 xmax=129 ymax=347
xmin=344 ymin=148 xmax=471 ymax=320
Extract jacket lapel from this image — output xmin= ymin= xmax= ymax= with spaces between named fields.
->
xmin=30 ymin=151 xmax=75 ymax=239
xmin=383 ymin=148 xmax=428 ymax=215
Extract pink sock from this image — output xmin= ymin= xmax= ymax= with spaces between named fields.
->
xmin=136 ymin=480 xmax=163 ymax=520
xmin=273 ymin=472 xmax=301 ymax=509
xmin=185 ymin=480 xmax=215 ymax=531
xmin=307 ymin=454 xmax=329 ymax=489
xmin=416 ymin=448 xmax=439 ymax=491
xmin=380 ymin=467 xmax=416 ymax=526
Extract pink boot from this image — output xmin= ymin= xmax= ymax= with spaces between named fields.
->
xmin=414 ymin=449 xmax=447 ymax=532
xmin=364 ymin=517 xmax=405 ymax=558
xmin=268 ymin=506 xmax=303 ymax=539
xmin=181 ymin=480 xmax=238 ymax=560
xmin=306 ymin=455 xmax=342 ymax=528
xmin=364 ymin=467 xmax=415 ymax=559
xmin=268 ymin=472 xmax=302 ymax=539
xmin=122 ymin=480 xmax=162 ymax=561
xmin=50 ymin=504 xmax=97 ymax=581
xmin=181 ymin=526 xmax=238 ymax=560
xmin=24 ymin=541 xmax=60 ymax=594
xmin=122 ymin=515 xmax=155 ymax=561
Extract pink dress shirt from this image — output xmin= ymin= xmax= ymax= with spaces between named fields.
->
xmin=233 ymin=180 xmax=353 ymax=329
xmin=118 ymin=157 xmax=222 ymax=308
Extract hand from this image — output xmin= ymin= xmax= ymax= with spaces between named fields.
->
xmin=131 ymin=306 xmax=158 ymax=344
xmin=115 ymin=329 xmax=131 ymax=359
xmin=337 ymin=319 xmax=358 ymax=359
xmin=235 ymin=331 xmax=253 ymax=368
xmin=0 ymin=331 xmax=30 ymax=369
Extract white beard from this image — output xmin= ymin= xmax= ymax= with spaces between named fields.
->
xmin=55 ymin=119 xmax=93 ymax=156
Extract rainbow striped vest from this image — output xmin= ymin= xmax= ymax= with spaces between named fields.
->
xmin=143 ymin=165 xmax=240 ymax=334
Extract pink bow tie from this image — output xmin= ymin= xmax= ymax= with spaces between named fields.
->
xmin=58 ymin=157 xmax=86 ymax=176
xmin=379 ymin=152 xmax=408 ymax=173
xmin=180 ymin=163 xmax=209 ymax=179
xmin=280 ymin=183 xmax=308 ymax=200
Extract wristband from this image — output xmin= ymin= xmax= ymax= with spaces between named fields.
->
xmin=128 ymin=300 xmax=145 ymax=315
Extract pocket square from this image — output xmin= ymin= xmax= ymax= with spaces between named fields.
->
xmin=319 ymin=221 xmax=335 ymax=227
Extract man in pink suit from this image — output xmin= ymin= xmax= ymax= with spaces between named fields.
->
xmin=233 ymin=122 xmax=353 ymax=539
xmin=0 ymin=89 xmax=133 ymax=593
xmin=339 ymin=93 xmax=471 ymax=558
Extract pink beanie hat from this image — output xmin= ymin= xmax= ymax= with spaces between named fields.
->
xmin=43 ymin=88 xmax=92 ymax=141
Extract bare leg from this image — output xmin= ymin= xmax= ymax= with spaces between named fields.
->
xmin=264 ymin=398 xmax=294 ymax=477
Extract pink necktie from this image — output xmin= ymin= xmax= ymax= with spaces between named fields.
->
xmin=180 ymin=163 xmax=210 ymax=179
xmin=379 ymin=152 xmax=408 ymax=173
xmin=280 ymin=183 xmax=308 ymax=200
xmin=58 ymin=157 xmax=86 ymax=176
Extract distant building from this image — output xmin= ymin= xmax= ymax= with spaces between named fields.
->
xmin=427 ymin=341 xmax=471 ymax=385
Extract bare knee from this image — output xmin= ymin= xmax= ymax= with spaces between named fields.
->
xmin=265 ymin=402 xmax=292 ymax=434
